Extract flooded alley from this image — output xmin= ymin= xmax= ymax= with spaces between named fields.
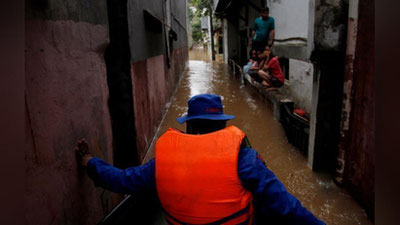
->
xmin=23 ymin=0 xmax=376 ymax=224
xmin=154 ymin=50 xmax=372 ymax=225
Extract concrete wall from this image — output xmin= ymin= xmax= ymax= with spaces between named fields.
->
xmin=308 ymin=0 xmax=348 ymax=170
xmin=127 ymin=0 xmax=187 ymax=63
xmin=338 ymin=0 xmax=375 ymax=220
xmin=268 ymin=0 xmax=309 ymax=40
xmin=314 ymin=0 xmax=348 ymax=51
xmin=267 ymin=0 xmax=314 ymax=61
xmin=132 ymin=47 xmax=188 ymax=161
xmin=223 ymin=19 xmax=239 ymax=63
xmin=25 ymin=1 xmax=119 ymax=224
xmin=25 ymin=0 xmax=189 ymax=224
xmin=288 ymin=59 xmax=314 ymax=113
xmin=128 ymin=0 xmax=188 ymax=161
xmin=127 ymin=0 xmax=165 ymax=62
xmin=258 ymin=0 xmax=314 ymax=114
xmin=171 ymin=0 xmax=189 ymax=49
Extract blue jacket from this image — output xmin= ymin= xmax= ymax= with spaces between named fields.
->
xmin=87 ymin=138 xmax=325 ymax=225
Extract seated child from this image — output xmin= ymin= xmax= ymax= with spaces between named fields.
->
xmin=257 ymin=46 xmax=285 ymax=88
xmin=248 ymin=49 xmax=265 ymax=83
xmin=243 ymin=50 xmax=258 ymax=73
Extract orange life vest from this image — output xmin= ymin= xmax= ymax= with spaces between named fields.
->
xmin=155 ymin=126 xmax=253 ymax=225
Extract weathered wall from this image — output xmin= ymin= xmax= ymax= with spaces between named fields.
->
xmin=288 ymin=59 xmax=314 ymax=113
xmin=128 ymin=0 xmax=189 ymax=160
xmin=25 ymin=0 xmax=189 ymax=224
xmin=127 ymin=0 xmax=187 ymax=63
xmin=341 ymin=0 xmax=375 ymax=220
xmin=171 ymin=0 xmax=189 ymax=49
xmin=133 ymin=47 xmax=188 ymax=161
xmin=267 ymin=0 xmax=313 ymax=61
xmin=314 ymin=0 xmax=348 ymax=51
xmin=25 ymin=1 xmax=119 ymax=224
xmin=308 ymin=0 xmax=348 ymax=171
xmin=127 ymin=0 xmax=165 ymax=62
xmin=223 ymin=19 xmax=239 ymax=62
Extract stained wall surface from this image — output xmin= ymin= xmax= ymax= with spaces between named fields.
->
xmin=128 ymin=0 xmax=189 ymax=160
xmin=314 ymin=0 xmax=348 ymax=51
xmin=288 ymin=59 xmax=314 ymax=113
xmin=132 ymin=47 xmax=188 ymax=161
xmin=25 ymin=0 xmax=189 ymax=224
xmin=342 ymin=0 xmax=375 ymax=219
xmin=25 ymin=1 xmax=119 ymax=224
xmin=127 ymin=0 xmax=188 ymax=63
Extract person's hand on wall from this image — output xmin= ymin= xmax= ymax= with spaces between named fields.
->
xmin=75 ymin=138 xmax=93 ymax=167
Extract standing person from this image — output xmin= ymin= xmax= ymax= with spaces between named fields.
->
xmin=249 ymin=7 xmax=275 ymax=51
xmin=257 ymin=46 xmax=285 ymax=88
xmin=76 ymin=94 xmax=325 ymax=225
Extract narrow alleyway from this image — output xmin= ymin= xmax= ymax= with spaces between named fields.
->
xmin=154 ymin=49 xmax=372 ymax=225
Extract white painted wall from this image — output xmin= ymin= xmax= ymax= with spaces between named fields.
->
xmin=222 ymin=18 xmax=239 ymax=63
xmin=267 ymin=0 xmax=309 ymax=40
xmin=288 ymin=59 xmax=314 ymax=113
xmin=266 ymin=0 xmax=315 ymax=113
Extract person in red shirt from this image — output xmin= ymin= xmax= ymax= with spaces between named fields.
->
xmin=257 ymin=46 xmax=285 ymax=88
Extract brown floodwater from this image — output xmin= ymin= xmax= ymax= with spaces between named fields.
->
xmin=155 ymin=50 xmax=372 ymax=225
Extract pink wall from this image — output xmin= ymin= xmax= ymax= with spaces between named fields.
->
xmin=25 ymin=19 xmax=119 ymax=225
xmin=25 ymin=15 xmax=188 ymax=224
xmin=131 ymin=47 xmax=188 ymax=161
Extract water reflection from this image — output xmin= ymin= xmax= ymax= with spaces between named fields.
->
xmin=187 ymin=61 xmax=215 ymax=97
xmin=189 ymin=46 xmax=210 ymax=61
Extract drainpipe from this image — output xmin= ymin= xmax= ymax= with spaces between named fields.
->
xmin=335 ymin=0 xmax=359 ymax=185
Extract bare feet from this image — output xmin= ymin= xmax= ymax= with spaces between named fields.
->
xmin=75 ymin=138 xmax=93 ymax=166
xmin=261 ymin=80 xmax=270 ymax=87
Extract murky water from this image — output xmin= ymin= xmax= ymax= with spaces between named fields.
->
xmin=156 ymin=50 xmax=372 ymax=225
xmin=188 ymin=46 xmax=210 ymax=61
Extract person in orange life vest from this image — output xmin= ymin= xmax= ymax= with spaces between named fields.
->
xmin=75 ymin=94 xmax=325 ymax=225
xmin=257 ymin=46 xmax=285 ymax=88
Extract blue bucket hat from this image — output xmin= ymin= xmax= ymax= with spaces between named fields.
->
xmin=177 ymin=94 xmax=235 ymax=124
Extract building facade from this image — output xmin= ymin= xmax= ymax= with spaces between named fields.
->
xmin=25 ymin=0 xmax=188 ymax=224
xmin=213 ymin=0 xmax=374 ymax=220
